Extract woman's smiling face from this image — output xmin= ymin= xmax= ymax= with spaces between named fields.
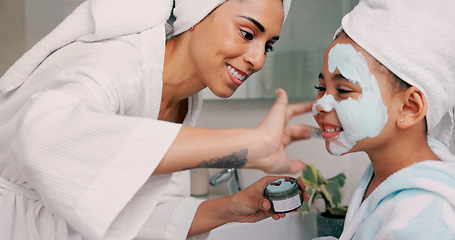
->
xmin=189 ymin=0 xmax=284 ymax=98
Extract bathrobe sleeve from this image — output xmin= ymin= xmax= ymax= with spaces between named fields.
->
xmin=14 ymin=73 xmax=182 ymax=239
xmin=4 ymin=25 xmax=206 ymax=239
xmin=136 ymin=171 xmax=209 ymax=240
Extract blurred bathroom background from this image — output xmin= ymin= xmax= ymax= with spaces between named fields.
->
xmin=0 ymin=0 xmax=368 ymax=207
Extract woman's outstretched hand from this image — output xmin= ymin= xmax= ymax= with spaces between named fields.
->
xmin=246 ymin=88 xmax=314 ymax=174
xmin=154 ymin=89 xmax=315 ymax=175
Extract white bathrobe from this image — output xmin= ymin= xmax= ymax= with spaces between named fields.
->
xmin=0 ymin=23 xmax=205 ymax=239
xmin=339 ymin=139 xmax=455 ymax=239
xmin=316 ymin=140 xmax=455 ymax=240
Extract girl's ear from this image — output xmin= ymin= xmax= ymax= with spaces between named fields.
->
xmin=397 ymin=86 xmax=427 ymax=129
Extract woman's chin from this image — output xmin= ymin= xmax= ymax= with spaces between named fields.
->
xmin=210 ymin=87 xmax=237 ymax=98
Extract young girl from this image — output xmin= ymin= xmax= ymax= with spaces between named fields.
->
xmin=313 ymin=0 xmax=455 ymax=238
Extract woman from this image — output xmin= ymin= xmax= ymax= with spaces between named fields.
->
xmin=0 ymin=0 xmax=313 ymax=239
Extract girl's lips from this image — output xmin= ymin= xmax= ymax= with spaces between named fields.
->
xmin=321 ymin=124 xmax=343 ymax=139
xmin=321 ymin=130 xmax=342 ymax=139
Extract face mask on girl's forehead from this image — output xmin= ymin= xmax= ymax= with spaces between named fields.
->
xmin=312 ymin=43 xmax=388 ymax=156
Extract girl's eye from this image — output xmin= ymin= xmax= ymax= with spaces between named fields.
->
xmin=240 ymin=30 xmax=254 ymax=40
xmin=337 ymin=88 xmax=353 ymax=94
xmin=314 ymin=85 xmax=326 ymax=92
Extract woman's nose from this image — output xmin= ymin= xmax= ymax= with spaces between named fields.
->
xmin=244 ymin=44 xmax=266 ymax=71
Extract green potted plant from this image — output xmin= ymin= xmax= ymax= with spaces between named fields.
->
xmin=298 ymin=163 xmax=347 ymax=238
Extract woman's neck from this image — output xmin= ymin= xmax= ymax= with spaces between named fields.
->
xmin=162 ymin=35 xmax=205 ymax=109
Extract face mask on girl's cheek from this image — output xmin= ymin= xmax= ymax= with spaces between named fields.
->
xmin=313 ymin=43 xmax=388 ymax=156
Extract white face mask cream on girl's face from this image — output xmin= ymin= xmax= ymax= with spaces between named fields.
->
xmin=312 ymin=43 xmax=388 ymax=156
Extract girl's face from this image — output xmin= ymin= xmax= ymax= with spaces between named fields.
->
xmin=313 ymin=33 xmax=399 ymax=156
xmin=189 ymin=0 xmax=284 ymax=98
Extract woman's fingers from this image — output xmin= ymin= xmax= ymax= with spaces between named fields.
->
xmin=290 ymin=124 xmax=321 ymax=140
xmin=259 ymin=88 xmax=288 ymax=128
xmin=252 ymin=89 xmax=312 ymax=174
xmin=287 ymin=101 xmax=314 ymax=119
xmin=287 ymin=160 xmax=307 ymax=174
xmin=274 ymin=88 xmax=289 ymax=108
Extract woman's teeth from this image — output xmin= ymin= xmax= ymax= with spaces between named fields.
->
xmin=227 ymin=65 xmax=246 ymax=81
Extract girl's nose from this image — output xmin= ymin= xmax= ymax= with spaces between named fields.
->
xmin=244 ymin=44 xmax=266 ymax=71
xmin=314 ymin=102 xmax=327 ymax=113
xmin=313 ymin=94 xmax=336 ymax=114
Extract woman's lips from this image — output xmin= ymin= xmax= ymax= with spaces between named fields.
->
xmin=227 ymin=64 xmax=247 ymax=86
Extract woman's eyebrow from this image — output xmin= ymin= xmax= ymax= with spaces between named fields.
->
xmin=239 ymin=15 xmax=280 ymax=41
xmin=240 ymin=16 xmax=264 ymax=32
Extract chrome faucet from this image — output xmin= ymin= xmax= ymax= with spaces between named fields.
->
xmin=209 ymin=168 xmax=241 ymax=195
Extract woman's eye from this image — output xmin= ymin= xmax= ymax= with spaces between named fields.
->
xmin=240 ymin=30 xmax=254 ymax=40
xmin=314 ymin=85 xmax=326 ymax=92
xmin=265 ymin=44 xmax=274 ymax=54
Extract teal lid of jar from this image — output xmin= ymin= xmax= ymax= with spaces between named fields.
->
xmin=266 ymin=178 xmax=295 ymax=192
xmin=265 ymin=177 xmax=301 ymax=199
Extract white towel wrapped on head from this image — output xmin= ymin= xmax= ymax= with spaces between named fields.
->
xmin=173 ymin=0 xmax=226 ymax=36
xmin=339 ymin=0 xmax=455 ymax=147
xmin=0 ymin=0 xmax=173 ymax=94
xmin=0 ymin=0 xmax=292 ymax=96
xmin=173 ymin=0 xmax=292 ymax=36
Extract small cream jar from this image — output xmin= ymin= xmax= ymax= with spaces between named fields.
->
xmin=264 ymin=177 xmax=303 ymax=213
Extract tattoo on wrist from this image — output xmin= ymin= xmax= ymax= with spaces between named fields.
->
xmin=189 ymin=149 xmax=248 ymax=169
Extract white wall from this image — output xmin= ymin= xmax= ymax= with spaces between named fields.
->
xmin=0 ymin=0 xmax=84 ymax=75
xmin=196 ymin=99 xmax=370 ymax=206
xmin=0 ymin=0 xmax=25 ymax=76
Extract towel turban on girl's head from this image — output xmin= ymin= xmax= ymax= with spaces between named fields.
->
xmin=338 ymin=0 xmax=455 ymax=147
xmin=172 ymin=0 xmax=292 ymax=36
